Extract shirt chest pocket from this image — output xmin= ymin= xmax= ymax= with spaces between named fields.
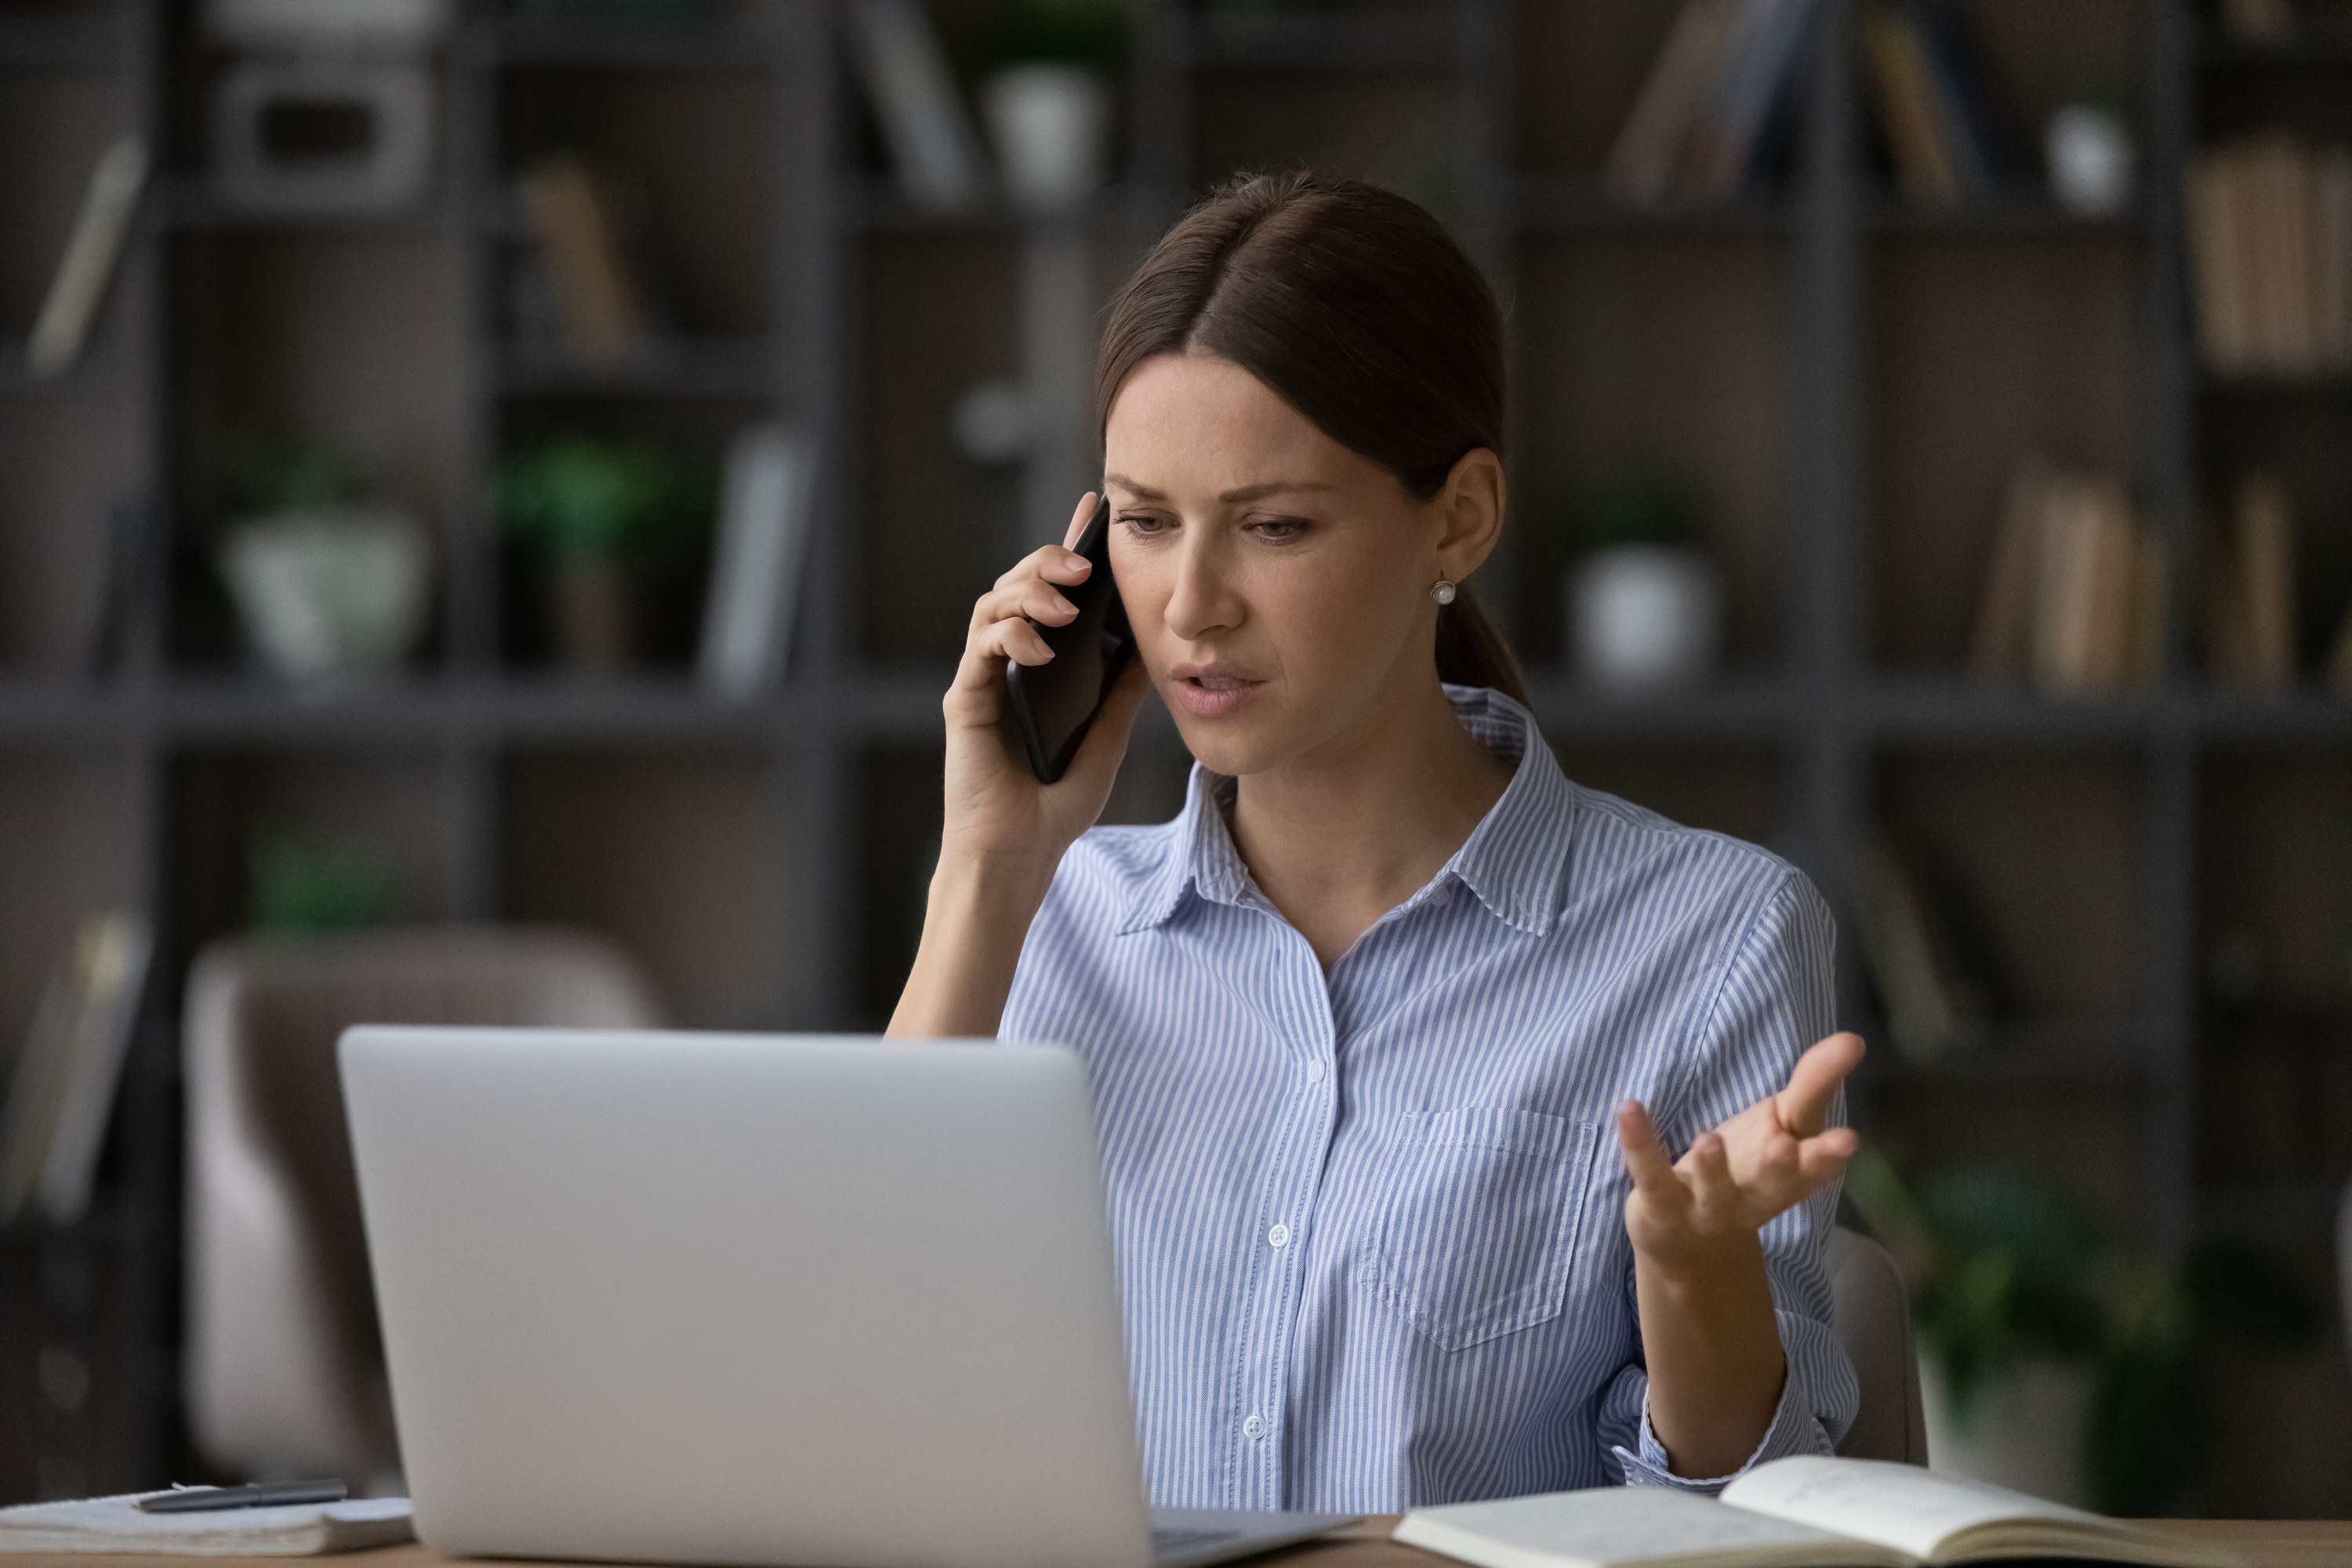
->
xmin=1361 ymin=1107 xmax=1602 ymax=1353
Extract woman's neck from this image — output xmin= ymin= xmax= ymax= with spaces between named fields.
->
xmin=1226 ymin=677 xmax=1515 ymax=974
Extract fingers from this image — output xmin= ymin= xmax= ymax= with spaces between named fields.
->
xmin=1616 ymin=1100 xmax=1686 ymax=1210
xmin=1062 ymin=491 xmax=1099 ymax=550
xmin=1058 ymin=655 xmax=1152 ymax=791
xmin=970 ymin=576 xmax=1083 ymax=641
xmin=1796 ymin=1126 xmax=1860 ymax=1190
xmin=1774 ymin=1032 xmax=1865 ymax=1137
xmin=991 ymin=542 xmax=1093 ymax=594
xmin=1682 ymin=1131 xmax=1739 ymax=1218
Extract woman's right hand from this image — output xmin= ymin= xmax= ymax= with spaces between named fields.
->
xmin=939 ymin=492 xmax=1152 ymax=880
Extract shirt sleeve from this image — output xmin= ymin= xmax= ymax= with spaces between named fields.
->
xmin=1596 ymin=869 xmax=1861 ymax=1493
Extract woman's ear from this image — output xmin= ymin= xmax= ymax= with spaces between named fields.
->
xmin=1433 ymin=447 xmax=1506 ymax=581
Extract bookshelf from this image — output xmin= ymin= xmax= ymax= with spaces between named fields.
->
xmin=0 ymin=0 xmax=2346 ymax=1514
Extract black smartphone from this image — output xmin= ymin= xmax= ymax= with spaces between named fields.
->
xmin=1004 ymin=495 xmax=1136 ymax=785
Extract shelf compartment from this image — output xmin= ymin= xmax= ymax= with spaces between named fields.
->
xmin=1867 ymin=234 xmax=2147 ymax=673
xmin=502 ymin=746 xmax=790 ymax=1026
xmin=169 ymin=746 xmax=452 ymax=947
xmin=1873 ymin=746 xmax=2147 ymax=1024
xmin=1512 ymin=234 xmax=1791 ymax=672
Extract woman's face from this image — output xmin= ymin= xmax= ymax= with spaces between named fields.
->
xmin=1102 ymin=351 xmax=1500 ymax=778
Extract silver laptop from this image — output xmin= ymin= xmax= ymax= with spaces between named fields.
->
xmin=339 ymin=1027 xmax=1358 ymax=1568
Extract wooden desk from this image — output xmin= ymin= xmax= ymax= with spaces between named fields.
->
xmin=8 ymin=1517 xmax=2349 ymax=1568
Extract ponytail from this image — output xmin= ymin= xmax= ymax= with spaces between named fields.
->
xmin=1435 ymin=583 xmax=1528 ymax=707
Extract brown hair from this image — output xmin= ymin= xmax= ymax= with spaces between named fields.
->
xmin=1094 ymin=169 xmax=1528 ymax=706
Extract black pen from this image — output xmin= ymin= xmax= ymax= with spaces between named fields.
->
xmin=135 ymin=1482 xmax=348 ymax=1514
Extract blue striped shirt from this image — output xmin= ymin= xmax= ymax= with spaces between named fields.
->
xmin=1000 ymin=685 xmax=1857 ymax=1513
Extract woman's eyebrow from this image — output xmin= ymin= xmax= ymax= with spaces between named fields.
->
xmin=1102 ymin=474 xmax=1333 ymax=503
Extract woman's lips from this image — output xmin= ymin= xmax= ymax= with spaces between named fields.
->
xmin=1169 ymin=670 xmax=1265 ymax=718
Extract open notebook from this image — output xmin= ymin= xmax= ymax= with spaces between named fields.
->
xmin=0 ymin=1494 xmax=412 ymax=1555
xmin=1394 ymin=1457 xmax=2240 ymax=1568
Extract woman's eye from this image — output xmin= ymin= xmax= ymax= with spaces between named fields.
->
xmin=1249 ymin=516 xmax=1308 ymax=543
xmin=1117 ymin=512 xmax=1169 ymax=537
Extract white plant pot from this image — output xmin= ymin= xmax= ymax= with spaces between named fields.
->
xmin=2045 ymin=105 xmax=2134 ymax=219
xmin=1570 ymin=544 xmax=1720 ymax=692
xmin=1919 ymin=1355 xmax=2095 ymax=1508
xmin=984 ymin=65 xmax=1110 ymax=212
xmin=220 ymin=506 xmax=431 ymax=684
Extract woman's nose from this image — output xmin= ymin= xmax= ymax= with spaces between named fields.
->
xmin=1162 ymin=539 xmax=1240 ymax=642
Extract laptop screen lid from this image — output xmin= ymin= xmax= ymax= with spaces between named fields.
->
xmin=341 ymin=1028 xmax=1152 ymax=1568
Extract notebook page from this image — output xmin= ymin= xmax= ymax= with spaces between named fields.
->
xmin=1720 ymin=1457 xmax=2102 ymax=1561
xmin=1395 ymin=1486 xmax=1906 ymax=1568
xmin=0 ymin=1493 xmax=413 ymax=1555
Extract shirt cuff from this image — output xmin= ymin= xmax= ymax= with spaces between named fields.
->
xmin=1610 ymin=1352 xmax=1837 ymax=1494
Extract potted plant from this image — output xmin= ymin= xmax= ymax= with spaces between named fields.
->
xmin=216 ymin=441 xmax=432 ymax=686
xmin=982 ymin=0 xmax=1127 ymax=211
xmin=495 ymin=436 xmax=705 ymax=673
xmin=1566 ymin=470 xmax=1721 ymax=692
xmin=1846 ymin=1151 xmax=2323 ymax=1514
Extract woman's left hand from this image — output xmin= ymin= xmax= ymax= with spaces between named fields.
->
xmin=1617 ymin=1032 xmax=1865 ymax=1275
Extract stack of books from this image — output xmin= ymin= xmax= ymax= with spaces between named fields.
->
xmin=1602 ymin=0 xmax=1818 ymax=207
xmin=1857 ymin=0 xmax=2005 ymax=208
xmin=1967 ymin=463 xmax=2165 ymax=697
xmin=2187 ymin=132 xmax=2352 ymax=378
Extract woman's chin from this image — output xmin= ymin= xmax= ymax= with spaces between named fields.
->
xmin=1167 ymin=708 xmax=1291 ymax=779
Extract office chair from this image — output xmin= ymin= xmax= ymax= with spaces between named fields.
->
xmin=1824 ymin=1225 xmax=1929 ymax=1464
xmin=184 ymin=925 xmax=660 ymax=1485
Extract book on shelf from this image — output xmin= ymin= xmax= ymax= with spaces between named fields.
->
xmin=1859 ymin=833 xmax=1994 ymax=1063
xmin=1392 ymin=1454 xmax=2237 ymax=1568
xmin=2187 ymin=132 xmax=2352 ymax=377
xmin=2204 ymin=470 xmax=2299 ymax=690
xmin=520 ymin=154 xmax=648 ymax=367
xmin=0 ymin=911 xmax=154 ymax=1227
xmin=846 ymin=0 xmax=986 ymax=211
xmin=1602 ymin=0 xmax=1814 ymax=207
xmin=1858 ymin=1 xmax=2002 ymax=208
xmin=1968 ymin=462 xmax=2165 ymax=695
xmin=1602 ymin=0 xmax=1740 ymax=206
xmin=699 ymin=422 xmax=818 ymax=702
xmin=27 ymin=135 xmax=149 ymax=379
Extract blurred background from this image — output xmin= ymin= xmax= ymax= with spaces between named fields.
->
xmin=1 ymin=0 xmax=2349 ymax=1523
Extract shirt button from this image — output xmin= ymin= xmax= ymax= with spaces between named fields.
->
xmin=1267 ymin=1224 xmax=1290 ymax=1248
xmin=1242 ymin=1413 xmax=1266 ymax=1440
xmin=1305 ymin=1061 xmax=1327 ymax=1083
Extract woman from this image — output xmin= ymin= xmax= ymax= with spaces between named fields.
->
xmin=890 ymin=171 xmax=1864 ymax=1512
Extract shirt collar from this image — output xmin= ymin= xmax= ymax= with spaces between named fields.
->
xmin=1114 ymin=684 xmax=1575 ymax=938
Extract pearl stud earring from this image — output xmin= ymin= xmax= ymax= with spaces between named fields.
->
xmin=1431 ymin=579 xmax=1457 ymax=605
